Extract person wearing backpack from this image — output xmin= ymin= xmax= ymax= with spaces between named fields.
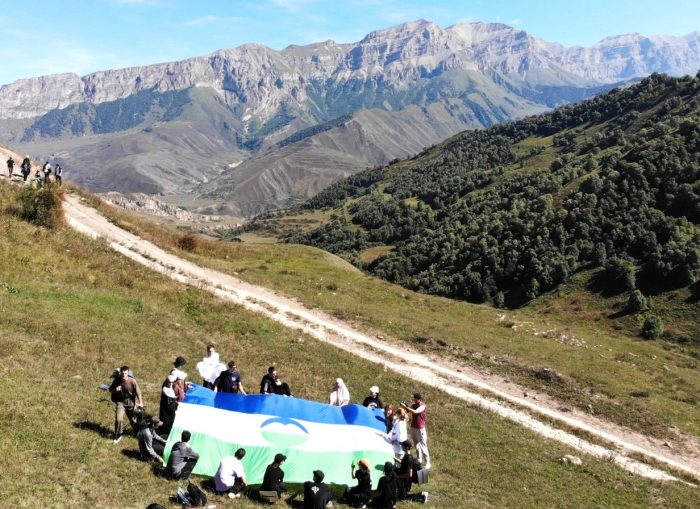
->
xmin=108 ymin=366 xmax=144 ymax=444
xmin=54 ymin=163 xmax=62 ymax=185
xmin=20 ymin=156 xmax=31 ymax=182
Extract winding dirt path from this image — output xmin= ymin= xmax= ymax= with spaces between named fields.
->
xmin=64 ymin=194 xmax=700 ymax=483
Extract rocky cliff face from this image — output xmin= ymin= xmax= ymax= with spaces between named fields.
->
xmin=2 ymin=20 xmax=698 ymax=121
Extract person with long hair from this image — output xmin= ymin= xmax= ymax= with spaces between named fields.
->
xmin=390 ymin=407 xmax=409 ymax=459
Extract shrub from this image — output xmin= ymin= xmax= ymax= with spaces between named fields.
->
xmin=627 ymin=290 xmax=647 ymax=313
xmin=17 ymin=185 xmax=64 ymax=229
xmin=176 ymin=233 xmax=198 ymax=252
xmin=641 ymin=315 xmax=663 ymax=340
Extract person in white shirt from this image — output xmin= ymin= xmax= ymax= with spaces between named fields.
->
xmin=329 ymin=378 xmax=350 ymax=406
xmin=214 ymin=448 xmax=247 ymax=498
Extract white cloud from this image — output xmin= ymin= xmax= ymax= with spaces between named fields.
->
xmin=509 ymin=18 xmax=523 ymax=26
xmin=184 ymin=15 xmax=248 ymax=27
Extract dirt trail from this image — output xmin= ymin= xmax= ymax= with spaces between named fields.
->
xmin=64 ymin=194 xmax=700 ymax=483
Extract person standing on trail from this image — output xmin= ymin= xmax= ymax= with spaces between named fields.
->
xmin=6 ymin=156 xmax=14 ymax=177
xmin=214 ymin=361 xmax=246 ymax=394
xmin=54 ymin=163 xmax=62 ymax=185
xmin=42 ymin=161 xmax=52 ymax=183
xmin=108 ymin=365 xmax=144 ymax=443
xmin=401 ymin=393 xmax=431 ymax=469
xmin=20 ymin=156 xmax=31 ymax=182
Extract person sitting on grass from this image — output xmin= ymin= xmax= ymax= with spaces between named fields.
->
xmin=214 ymin=448 xmax=247 ymax=498
xmin=396 ymin=440 xmax=428 ymax=504
xmin=344 ymin=459 xmax=371 ymax=508
xmin=261 ymin=453 xmax=287 ymax=498
xmin=371 ymin=462 xmax=399 ymax=509
xmin=260 ymin=366 xmax=292 ymax=396
xmin=303 ymin=469 xmax=332 ymax=509
xmin=137 ymin=415 xmax=166 ymax=464
xmin=167 ymin=430 xmax=199 ymax=480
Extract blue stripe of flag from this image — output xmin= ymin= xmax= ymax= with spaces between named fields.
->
xmin=183 ymin=384 xmax=387 ymax=431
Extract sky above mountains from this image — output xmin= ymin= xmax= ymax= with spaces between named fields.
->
xmin=0 ymin=0 xmax=698 ymax=86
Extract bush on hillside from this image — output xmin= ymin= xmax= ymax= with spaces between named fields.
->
xmin=641 ymin=315 xmax=663 ymax=340
xmin=16 ymin=185 xmax=64 ymax=229
xmin=627 ymin=289 xmax=648 ymax=313
xmin=176 ymin=233 xmax=199 ymax=252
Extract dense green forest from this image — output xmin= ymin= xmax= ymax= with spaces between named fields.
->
xmin=282 ymin=73 xmax=700 ymax=308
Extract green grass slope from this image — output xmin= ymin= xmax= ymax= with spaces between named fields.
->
xmin=1 ymin=185 xmax=699 ymax=508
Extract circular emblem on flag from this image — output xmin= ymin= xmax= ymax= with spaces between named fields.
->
xmin=260 ymin=417 xmax=310 ymax=447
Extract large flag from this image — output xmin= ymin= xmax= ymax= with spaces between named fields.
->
xmin=164 ymin=385 xmax=394 ymax=486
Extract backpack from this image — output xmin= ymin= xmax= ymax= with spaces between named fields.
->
xmin=187 ymin=482 xmax=207 ymax=506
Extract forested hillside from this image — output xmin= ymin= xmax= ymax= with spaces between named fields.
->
xmin=283 ymin=73 xmax=700 ymax=311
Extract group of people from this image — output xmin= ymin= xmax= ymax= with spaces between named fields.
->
xmin=5 ymin=155 xmax=62 ymax=185
xmin=107 ymin=346 xmax=431 ymax=507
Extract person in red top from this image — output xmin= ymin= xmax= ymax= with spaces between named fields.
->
xmin=401 ymin=393 xmax=431 ymax=469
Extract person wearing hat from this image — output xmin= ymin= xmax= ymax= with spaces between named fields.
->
xmin=214 ymin=448 xmax=247 ymax=498
xmin=329 ymin=378 xmax=350 ymax=406
xmin=395 ymin=440 xmax=428 ymax=503
xmin=261 ymin=453 xmax=287 ymax=498
xmin=170 ymin=356 xmax=188 ymax=381
xmin=344 ymin=458 xmax=371 ymax=507
xmin=159 ymin=374 xmax=178 ymax=436
xmin=401 ymin=393 xmax=431 ymax=469
xmin=362 ymin=386 xmax=383 ymax=410
xmin=303 ymin=469 xmax=331 ymax=509
xmin=137 ymin=415 xmax=166 ymax=463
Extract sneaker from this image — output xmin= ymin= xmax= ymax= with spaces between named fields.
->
xmin=228 ymin=492 xmax=240 ymax=499
xmin=421 ymin=492 xmax=429 ymax=504
xmin=113 ymin=435 xmax=122 ymax=444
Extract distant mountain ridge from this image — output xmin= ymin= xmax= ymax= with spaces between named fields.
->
xmin=0 ymin=20 xmax=698 ymax=215
xmin=2 ymin=21 xmax=698 ymax=121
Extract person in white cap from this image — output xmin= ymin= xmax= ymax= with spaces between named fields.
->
xmin=362 ymin=386 xmax=383 ymax=410
xmin=329 ymin=378 xmax=350 ymax=406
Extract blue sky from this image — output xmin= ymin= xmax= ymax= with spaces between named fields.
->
xmin=0 ymin=0 xmax=698 ymax=85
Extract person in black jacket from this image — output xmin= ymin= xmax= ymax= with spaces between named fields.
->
xmin=6 ymin=156 xmax=14 ymax=177
xmin=303 ymin=470 xmax=331 ymax=509
xmin=371 ymin=462 xmax=399 ymax=509
xmin=261 ymin=453 xmax=287 ymax=497
xmin=344 ymin=459 xmax=371 ymax=507
xmin=159 ymin=374 xmax=178 ymax=437
xmin=20 ymin=156 xmax=31 ymax=182
xmin=396 ymin=441 xmax=428 ymax=504
xmin=260 ymin=366 xmax=292 ymax=396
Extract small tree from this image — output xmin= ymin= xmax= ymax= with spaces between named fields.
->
xmin=641 ymin=315 xmax=663 ymax=340
xmin=627 ymin=290 xmax=647 ymax=313
xmin=17 ymin=185 xmax=64 ymax=229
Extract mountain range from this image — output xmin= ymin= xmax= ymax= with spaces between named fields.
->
xmin=1 ymin=20 xmax=698 ymax=216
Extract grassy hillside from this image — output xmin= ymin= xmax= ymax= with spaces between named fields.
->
xmin=274 ymin=73 xmax=699 ymax=317
xmin=1 ymin=183 xmax=699 ymax=508
xmin=77 ymin=188 xmax=700 ymax=443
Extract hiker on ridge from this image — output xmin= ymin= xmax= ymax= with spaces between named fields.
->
xmin=20 ymin=156 xmax=31 ymax=182
xmin=42 ymin=161 xmax=51 ymax=183
xmin=6 ymin=156 xmax=14 ymax=177
xmin=54 ymin=163 xmax=62 ymax=185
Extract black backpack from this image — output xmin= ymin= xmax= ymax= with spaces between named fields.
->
xmin=187 ymin=482 xmax=207 ymax=506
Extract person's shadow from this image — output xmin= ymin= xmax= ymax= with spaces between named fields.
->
xmin=73 ymin=420 xmax=112 ymax=438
